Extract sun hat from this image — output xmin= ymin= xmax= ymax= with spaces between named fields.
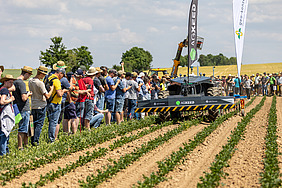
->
xmin=53 ymin=61 xmax=67 ymax=70
xmin=36 ymin=65 xmax=48 ymax=75
xmin=95 ymin=67 xmax=103 ymax=73
xmin=21 ymin=66 xmax=33 ymax=74
xmin=0 ymin=65 xmax=4 ymax=72
xmin=0 ymin=74 xmax=17 ymax=83
xmin=86 ymin=67 xmax=97 ymax=76
xmin=80 ymin=65 xmax=87 ymax=72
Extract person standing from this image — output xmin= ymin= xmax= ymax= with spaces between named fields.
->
xmin=268 ymin=74 xmax=276 ymax=96
xmin=105 ymin=69 xmax=120 ymax=125
xmin=47 ymin=68 xmax=68 ymax=143
xmin=233 ymin=76 xmax=241 ymax=95
xmin=29 ymin=66 xmax=54 ymax=146
xmin=97 ymin=66 xmax=109 ymax=110
xmin=0 ymin=75 xmax=16 ymax=155
xmin=243 ymin=75 xmax=252 ymax=100
xmin=261 ymin=73 xmax=268 ymax=96
xmin=126 ymin=72 xmax=142 ymax=119
xmin=83 ymin=67 xmax=96 ymax=130
xmin=13 ymin=66 xmax=33 ymax=150
xmin=115 ymin=70 xmax=131 ymax=124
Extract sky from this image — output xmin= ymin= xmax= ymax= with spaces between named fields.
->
xmin=0 ymin=0 xmax=281 ymax=69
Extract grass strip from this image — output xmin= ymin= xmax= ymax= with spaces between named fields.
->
xmin=197 ymin=96 xmax=266 ymax=187
xmin=79 ymin=117 xmax=203 ymax=187
xmin=260 ymin=96 xmax=281 ymax=187
xmin=23 ymin=120 xmax=175 ymax=187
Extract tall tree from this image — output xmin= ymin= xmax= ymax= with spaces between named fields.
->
xmin=121 ymin=47 xmax=153 ymax=72
xmin=66 ymin=46 xmax=94 ymax=72
xmin=39 ymin=36 xmax=68 ymax=68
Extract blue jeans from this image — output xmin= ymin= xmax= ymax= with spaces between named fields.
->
xmin=262 ymin=84 xmax=268 ymax=96
xmin=75 ymin=102 xmax=85 ymax=118
xmin=128 ymin=99 xmax=137 ymax=119
xmin=31 ymin=107 xmax=47 ymax=145
xmin=18 ymin=111 xmax=30 ymax=133
xmin=47 ymin=103 xmax=61 ymax=143
xmin=90 ymin=113 xmax=104 ymax=128
xmin=0 ymin=130 xmax=9 ymax=156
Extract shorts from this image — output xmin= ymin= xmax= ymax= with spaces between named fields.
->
xmin=84 ymin=99 xmax=94 ymax=120
xmin=105 ymin=98 xmax=115 ymax=112
xmin=115 ymin=98 xmax=124 ymax=113
xmin=75 ymin=102 xmax=85 ymax=118
xmin=64 ymin=102 xmax=77 ymax=119
xmin=18 ymin=111 xmax=30 ymax=133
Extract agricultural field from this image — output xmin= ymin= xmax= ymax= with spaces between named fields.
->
xmin=0 ymin=96 xmax=281 ymax=187
xmin=162 ymin=62 xmax=282 ymax=77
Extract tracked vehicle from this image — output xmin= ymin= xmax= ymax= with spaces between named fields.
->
xmin=135 ymin=76 xmax=235 ymax=121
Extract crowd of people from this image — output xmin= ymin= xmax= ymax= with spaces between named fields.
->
xmin=211 ymin=72 xmax=282 ymax=99
xmin=0 ymin=62 xmax=281 ymax=156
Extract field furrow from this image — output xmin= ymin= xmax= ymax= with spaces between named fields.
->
xmin=6 ymin=121 xmax=180 ymax=187
xmin=97 ymin=122 xmax=210 ymax=188
xmin=277 ymin=97 xmax=282 ymax=177
xmin=154 ymin=97 xmax=261 ymax=188
xmin=40 ymin=120 xmax=198 ymax=187
xmin=219 ymin=97 xmax=272 ymax=187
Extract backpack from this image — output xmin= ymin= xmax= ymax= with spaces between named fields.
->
xmin=44 ymin=76 xmax=59 ymax=103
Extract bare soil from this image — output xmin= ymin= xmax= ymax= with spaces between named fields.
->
xmin=219 ymin=97 xmax=272 ymax=187
xmin=156 ymin=97 xmax=262 ymax=188
xmin=276 ymin=97 xmax=282 ymax=179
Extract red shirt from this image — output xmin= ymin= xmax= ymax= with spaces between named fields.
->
xmin=83 ymin=76 xmax=94 ymax=100
xmin=77 ymin=78 xmax=87 ymax=102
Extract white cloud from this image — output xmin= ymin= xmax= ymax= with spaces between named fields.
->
xmin=68 ymin=19 xmax=92 ymax=31
xmin=148 ymin=27 xmax=159 ymax=33
xmin=9 ymin=0 xmax=69 ymax=12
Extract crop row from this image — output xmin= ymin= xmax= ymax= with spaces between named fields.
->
xmin=197 ymin=96 xmax=266 ymax=187
xmin=79 ymin=117 xmax=203 ymax=187
xmin=133 ymin=97 xmax=256 ymax=187
xmin=133 ymin=97 xmax=255 ymax=187
xmin=260 ymin=96 xmax=281 ymax=187
xmin=23 ymin=119 xmax=176 ymax=187
xmin=0 ymin=116 xmax=158 ymax=185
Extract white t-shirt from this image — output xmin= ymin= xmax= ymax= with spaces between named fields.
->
xmin=28 ymin=77 xmax=48 ymax=109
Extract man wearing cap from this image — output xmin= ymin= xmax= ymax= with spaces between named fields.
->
xmin=82 ymin=67 xmax=96 ymax=130
xmin=0 ymin=74 xmax=16 ymax=155
xmin=105 ymin=69 xmax=120 ymax=125
xmin=74 ymin=69 xmax=91 ymax=129
xmin=47 ymin=68 xmax=68 ymax=142
xmin=28 ymin=66 xmax=54 ymax=146
xmin=12 ymin=66 xmax=33 ymax=150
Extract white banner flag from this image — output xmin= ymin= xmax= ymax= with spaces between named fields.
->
xmin=233 ymin=0 xmax=248 ymax=77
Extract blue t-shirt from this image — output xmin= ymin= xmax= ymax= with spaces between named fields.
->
xmin=105 ymin=76 xmax=116 ymax=99
xmin=234 ymin=78 xmax=241 ymax=88
xmin=60 ymin=77 xmax=70 ymax=102
xmin=115 ymin=78 xmax=125 ymax=99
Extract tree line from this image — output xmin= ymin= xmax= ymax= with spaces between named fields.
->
xmin=40 ymin=37 xmax=236 ymax=72
xmin=180 ymin=53 xmax=237 ymax=67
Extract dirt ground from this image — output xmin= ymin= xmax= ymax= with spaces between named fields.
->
xmin=3 ymin=96 xmax=281 ymax=188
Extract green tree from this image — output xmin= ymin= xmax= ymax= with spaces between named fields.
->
xmin=180 ymin=55 xmax=188 ymax=67
xmin=66 ymin=46 xmax=94 ymax=72
xmin=198 ymin=53 xmax=236 ymax=66
xmin=121 ymin=47 xmax=153 ymax=72
xmin=39 ymin=36 xmax=68 ymax=68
